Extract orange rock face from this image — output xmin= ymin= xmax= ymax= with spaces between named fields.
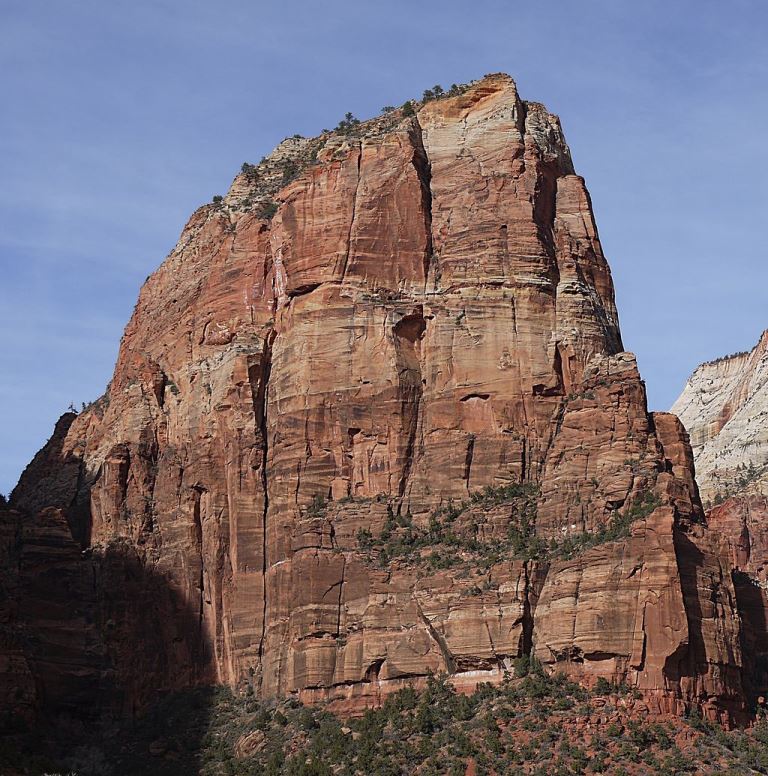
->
xmin=2 ymin=74 xmax=750 ymax=727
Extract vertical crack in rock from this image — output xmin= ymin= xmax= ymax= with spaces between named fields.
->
xmin=520 ymin=437 xmax=528 ymax=483
xmin=393 ymin=310 xmax=427 ymax=499
xmin=69 ymin=452 xmax=90 ymax=548
xmin=463 ymin=435 xmax=476 ymax=490
xmin=339 ymin=144 xmax=363 ymax=282
xmin=387 ymin=113 xmax=435 ymax=502
xmin=409 ymin=115 xmax=433 ymax=284
xmin=192 ymin=487 xmax=205 ymax=639
xmin=519 ymin=560 xmax=537 ymax=658
xmin=670 ymin=523 xmax=717 ymax=703
xmin=192 ymin=485 xmax=209 ymax=665
xmin=413 ymin=594 xmax=456 ymax=674
xmin=250 ymin=331 xmax=276 ymax=687
xmin=335 ymin=556 xmax=346 ymax=638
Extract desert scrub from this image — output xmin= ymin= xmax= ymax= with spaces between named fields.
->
xmin=356 ymin=485 xmax=661 ymax=569
xmin=17 ymin=675 xmax=768 ymax=775
xmin=550 ymin=491 xmax=661 ymax=560
xmin=305 ymin=494 xmax=328 ymax=518
xmin=355 ymin=483 xmax=543 ymax=570
xmin=45 ymin=672 xmax=768 ymax=776
xmin=256 ymin=199 xmax=278 ymax=220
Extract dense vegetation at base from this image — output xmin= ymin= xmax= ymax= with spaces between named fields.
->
xmin=7 ymin=667 xmax=768 ymax=776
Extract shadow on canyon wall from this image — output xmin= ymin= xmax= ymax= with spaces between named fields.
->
xmin=0 ymin=423 xmax=217 ymax=775
xmin=3 ymin=415 xmax=768 ymax=774
xmin=734 ymin=570 xmax=768 ymax=703
xmin=0 ymin=505 xmax=216 ymax=775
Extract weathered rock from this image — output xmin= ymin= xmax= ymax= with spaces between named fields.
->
xmin=672 ymin=334 xmax=768 ymax=705
xmin=707 ymin=494 xmax=768 ymax=702
xmin=534 ymin=413 xmax=744 ymax=724
xmin=671 ymin=329 xmax=768 ymax=504
xmin=3 ymin=73 xmax=748 ymax=728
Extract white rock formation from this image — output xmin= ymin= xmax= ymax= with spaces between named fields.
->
xmin=671 ymin=330 xmax=768 ymax=503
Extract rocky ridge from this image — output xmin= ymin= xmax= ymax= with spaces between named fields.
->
xmin=0 ymin=74 xmax=755 ymax=750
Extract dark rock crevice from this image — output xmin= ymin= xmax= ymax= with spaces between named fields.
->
xmin=249 ymin=330 xmax=276 ymax=690
xmin=413 ymin=595 xmax=456 ymax=674
xmin=393 ymin=308 xmax=427 ymax=499
xmin=408 ymin=115 xmax=433 ymax=285
xmin=339 ymin=144 xmax=363 ymax=282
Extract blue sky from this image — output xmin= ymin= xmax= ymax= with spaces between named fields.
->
xmin=1 ymin=0 xmax=766 ymax=495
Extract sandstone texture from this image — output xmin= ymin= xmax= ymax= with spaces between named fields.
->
xmin=708 ymin=493 xmax=768 ymax=702
xmin=671 ymin=329 xmax=768 ymax=504
xmin=673 ymin=334 xmax=768 ymax=706
xmin=2 ymin=74 xmax=753 ymax=732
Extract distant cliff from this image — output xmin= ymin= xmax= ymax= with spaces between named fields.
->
xmin=673 ymin=331 xmax=768 ymax=704
xmin=671 ymin=329 xmax=768 ymax=504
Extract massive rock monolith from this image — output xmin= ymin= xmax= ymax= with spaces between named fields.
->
xmin=4 ymin=74 xmax=748 ymax=727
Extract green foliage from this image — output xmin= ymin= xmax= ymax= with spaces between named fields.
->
xmin=335 ymin=111 xmax=361 ymax=134
xmin=356 ymin=527 xmax=373 ymax=549
xmin=306 ymin=494 xmax=327 ymax=518
xmin=593 ymin=677 xmax=613 ymax=696
xmin=707 ymin=461 xmax=767 ymax=508
xmin=356 ymin=485 xmax=661 ymax=571
xmin=355 ymin=484 xmax=536 ymax=568
xmin=401 ymin=100 xmax=415 ymax=116
xmin=99 ymin=670 xmax=748 ymax=776
xmin=257 ymin=200 xmax=278 ymax=220
xmin=280 ymin=158 xmax=299 ymax=185
xmin=552 ymin=491 xmax=662 ymax=560
xmin=212 ymin=194 xmax=224 ymax=204
xmin=513 ymin=653 xmax=532 ymax=677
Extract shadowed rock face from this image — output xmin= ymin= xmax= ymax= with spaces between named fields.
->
xmin=706 ymin=494 xmax=768 ymax=704
xmin=672 ymin=333 xmax=768 ymax=707
xmin=2 ymin=74 xmax=750 ymax=727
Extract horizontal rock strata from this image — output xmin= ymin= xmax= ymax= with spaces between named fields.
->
xmin=2 ymin=74 xmax=751 ymax=729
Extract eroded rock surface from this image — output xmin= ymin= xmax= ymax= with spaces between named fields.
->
xmin=672 ymin=335 xmax=768 ymax=708
xmin=671 ymin=329 xmax=768 ymax=504
xmin=2 ymin=74 xmax=750 ymax=728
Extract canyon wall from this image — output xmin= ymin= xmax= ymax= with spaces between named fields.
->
xmin=3 ymin=74 xmax=749 ymax=729
xmin=671 ymin=329 xmax=768 ymax=504
xmin=673 ymin=332 xmax=768 ymax=706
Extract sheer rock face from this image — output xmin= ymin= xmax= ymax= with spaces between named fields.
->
xmin=671 ymin=329 xmax=768 ymax=503
xmin=672 ymin=335 xmax=768 ymax=708
xmin=534 ymin=413 xmax=744 ymax=724
xmin=708 ymin=494 xmax=768 ymax=701
xmin=4 ymin=74 xmax=747 ymax=723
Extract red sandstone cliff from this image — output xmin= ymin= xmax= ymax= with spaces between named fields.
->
xmin=2 ymin=74 xmax=750 ymax=729
xmin=672 ymin=334 xmax=768 ymax=705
